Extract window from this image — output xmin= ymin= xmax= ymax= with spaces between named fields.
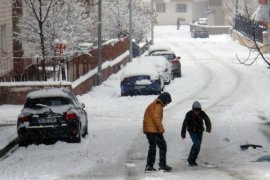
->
xmin=176 ymin=3 xmax=187 ymax=13
xmin=1 ymin=25 xmax=8 ymax=54
xmin=156 ymin=3 xmax=166 ymax=13
xmin=208 ymin=0 xmax=222 ymax=6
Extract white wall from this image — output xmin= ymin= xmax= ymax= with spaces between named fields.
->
xmin=0 ymin=0 xmax=13 ymax=78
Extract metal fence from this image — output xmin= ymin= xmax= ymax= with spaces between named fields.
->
xmin=234 ymin=14 xmax=267 ymax=43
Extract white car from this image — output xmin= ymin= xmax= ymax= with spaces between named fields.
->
xmin=139 ymin=56 xmax=173 ymax=85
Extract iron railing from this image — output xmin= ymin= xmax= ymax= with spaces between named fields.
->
xmin=234 ymin=14 xmax=267 ymax=43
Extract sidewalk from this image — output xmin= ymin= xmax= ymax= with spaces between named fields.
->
xmin=0 ymin=105 xmax=22 ymax=155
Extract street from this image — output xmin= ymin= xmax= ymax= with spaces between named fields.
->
xmin=0 ymin=25 xmax=270 ymax=180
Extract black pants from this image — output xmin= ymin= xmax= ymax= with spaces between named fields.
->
xmin=145 ymin=133 xmax=167 ymax=167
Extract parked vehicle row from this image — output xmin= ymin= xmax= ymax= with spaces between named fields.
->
xmin=17 ymin=44 xmax=181 ymax=146
xmin=120 ymin=44 xmax=182 ymax=96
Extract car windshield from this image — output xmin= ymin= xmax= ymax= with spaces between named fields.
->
xmin=24 ymin=97 xmax=71 ymax=109
xmin=123 ymin=75 xmax=150 ymax=84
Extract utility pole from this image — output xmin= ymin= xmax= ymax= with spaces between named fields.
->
xmin=235 ymin=0 xmax=238 ymax=14
xmin=129 ymin=0 xmax=133 ymax=62
xmin=268 ymin=0 xmax=270 ymax=53
xmin=151 ymin=0 xmax=154 ymax=45
xmin=98 ymin=0 xmax=103 ymax=85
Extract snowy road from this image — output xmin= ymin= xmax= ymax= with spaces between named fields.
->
xmin=1 ymin=26 xmax=270 ymax=180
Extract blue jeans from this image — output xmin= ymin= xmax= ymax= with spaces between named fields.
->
xmin=188 ymin=131 xmax=203 ymax=162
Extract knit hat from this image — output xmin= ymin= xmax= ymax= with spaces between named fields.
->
xmin=158 ymin=92 xmax=172 ymax=105
xmin=192 ymin=101 xmax=201 ymax=109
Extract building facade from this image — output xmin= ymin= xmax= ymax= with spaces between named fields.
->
xmin=0 ymin=0 xmax=13 ymax=80
xmin=143 ymin=0 xmax=209 ymax=25
xmin=143 ymin=0 xmax=227 ymax=25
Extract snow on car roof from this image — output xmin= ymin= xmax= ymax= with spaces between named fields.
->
xmin=148 ymin=44 xmax=172 ymax=55
xmin=120 ymin=60 xmax=160 ymax=81
xmin=151 ymin=50 xmax=175 ymax=55
xmin=26 ymin=88 xmax=71 ymax=99
xmin=140 ymin=56 xmax=170 ymax=72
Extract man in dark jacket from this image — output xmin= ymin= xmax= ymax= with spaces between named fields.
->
xmin=143 ymin=92 xmax=172 ymax=172
xmin=181 ymin=101 xmax=211 ymax=166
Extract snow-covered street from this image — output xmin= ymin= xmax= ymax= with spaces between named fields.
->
xmin=1 ymin=25 xmax=270 ymax=180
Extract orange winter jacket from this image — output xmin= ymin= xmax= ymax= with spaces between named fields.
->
xmin=143 ymin=99 xmax=165 ymax=134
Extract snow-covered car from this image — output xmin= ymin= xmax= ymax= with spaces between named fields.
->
xmin=195 ymin=18 xmax=208 ymax=25
xmin=191 ymin=27 xmax=209 ymax=38
xmin=140 ymin=56 xmax=173 ymax=84
xmin=150 ymin=50 xmax=182 ymax=77
xmin=148 ymin=44 xmax=172 ymax=55
xmin=17 ymin=88 xmax=88 ymax=146
xmin=120 ymin=60 xmax=164 ymax=96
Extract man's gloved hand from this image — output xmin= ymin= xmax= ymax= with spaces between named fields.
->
xmin=206 ymin=129 xmax=211 ymax=133
xmin=181 ymin=133 xmax=186 ymax=139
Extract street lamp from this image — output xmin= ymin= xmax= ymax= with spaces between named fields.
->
xmin=98 ymin=0 xmax=103 ymax=85
xmin=151 ymin=0 xmax=154 ymax=45
xmin=129 ymin=0 xmax=133 ymax=62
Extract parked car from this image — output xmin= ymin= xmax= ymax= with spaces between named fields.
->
xmin=120 ymin=60 xmax=164 ymax=96
xmin=140 ymin=56 xmax=173 ymax=84
xmin=194 ymin=18 xmax=208 ymax=25
xmin=17 ymin=88 xmax=88 ymax=146
xmin=150 ymin=50 xmax=182 ymax=77
xmin=191 ymin=27 xmax=209 ymax=38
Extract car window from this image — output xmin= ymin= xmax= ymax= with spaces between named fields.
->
xmin=68 ymin=91 xmax=81 ymax=108
xmin=24 ymin=97 xmax=71 ymax=109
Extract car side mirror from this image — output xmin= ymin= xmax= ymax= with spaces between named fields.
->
xmin=177 ymin=57 xmax=181 ymax=59
xmin=81 ymin=103 xmax=86 ymax=108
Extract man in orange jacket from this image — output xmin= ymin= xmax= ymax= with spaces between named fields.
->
xmin=143 ymin=92 xmax=172 ymax=172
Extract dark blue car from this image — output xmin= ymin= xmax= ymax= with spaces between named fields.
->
xmin=121 ymin=75 xmax=163 ymax=96
xmin=120 ymin=60 xmax=164 ymax=96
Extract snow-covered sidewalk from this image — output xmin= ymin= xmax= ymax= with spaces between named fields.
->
xmin=0 ymin=105 xmax=22 ymax=150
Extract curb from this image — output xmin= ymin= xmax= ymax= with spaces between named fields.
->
xmin=0 ymin=138 xmax=18 ymax=159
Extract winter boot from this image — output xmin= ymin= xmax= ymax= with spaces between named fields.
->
xmin=145 ymin=165 xmax=156 ymax=172
xmin=188 ymin=158 xmax=198 ymax=166
xmin=159 ymin=164 xmax=172 ymax=172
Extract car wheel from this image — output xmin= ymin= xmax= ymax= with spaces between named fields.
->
xmin=18 ymin=137 xmax=29 ymax=147
xmin=82 ymin=118 xmax=88 ymax=138
xmin=73 ymin=123 xmax=82 ymax=143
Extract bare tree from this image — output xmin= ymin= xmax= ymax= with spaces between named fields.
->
xmin=23 ymin=0 xmax=57 ymax=80
xmin=17 ymin=0 xmax=94 ymax=80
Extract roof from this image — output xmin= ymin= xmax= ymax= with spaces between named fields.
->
xmin=148 ymin=44 xmax=172 ymax=55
